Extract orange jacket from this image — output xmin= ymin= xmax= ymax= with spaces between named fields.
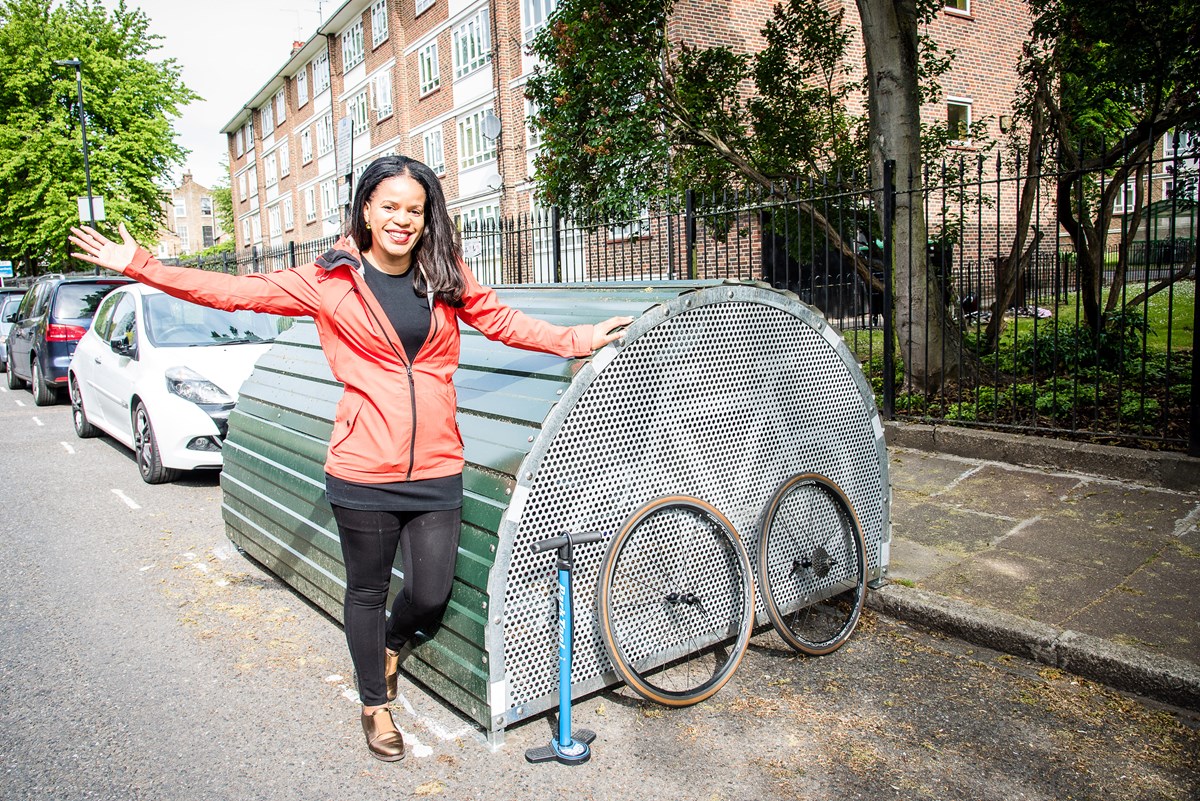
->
xmin=122 ymin=241 xmax=595 ymax=483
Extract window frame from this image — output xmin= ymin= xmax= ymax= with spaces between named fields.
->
xmin=946 ymin=97 xmax=973 ymax=144
xmin=453 ymin=8 xmax=491 ymax=79
xmin=423 ymin=127 xmax=445 ymax=175
xmin=347 ymin=91 xmax=369 ymax=136
xmin=371 ymin=0 xmax=389 ymax=48
xmin=342 ymin=19 xmax=365 ymax=71
xmin=300 ymin=129 xmax=313 ymax=164
xmin=523 ymin=0 xmax=556 ymax=44
xmin=296 ymin=66 xmax=309 ymax=107
xmin=419 ymin=41 xmax=441 ymax=96
xmin=305 ymin=186 xmax=317 ymax=222
xmin=312 ymin=51 xmax=331 ymax=96
xmin=415 ymin=0 xmax=435 ymax=15
xmin=275 ymin=88 xmax=287 ymax=125
xmin=457 ymin=107 xmax=498 ymax=169
xmin=261 ymin=101 xmax=274 ymax=134
xmin=373 ymin=71 xmax=394 ymax=120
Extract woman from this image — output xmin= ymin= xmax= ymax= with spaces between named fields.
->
xmin=70 ymin=156 xmax=632 ymax=762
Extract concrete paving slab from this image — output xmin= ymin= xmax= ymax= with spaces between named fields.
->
xmin=1061 ymin=541 xmax=1200 ymax=664
xmin=887 ymin=450 xmax=978 ymax=495
xmin=886 ymin=537 xmax=964 ymax=583
xmin=931 ymin=463 xmax=1084 ymax=517
xmin=996 ymin=515 xmax=1169 ymax=575
xmin=890 ymin=492 xmax=1015 ymax=554
xmin=920 ymin=549 xmax=1124 ymax=626
xmin=1059 ymin=480 xmax=1200 ymax=535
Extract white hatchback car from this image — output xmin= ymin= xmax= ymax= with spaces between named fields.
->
xmin=68 ymin=283 xmax=291 ymax=483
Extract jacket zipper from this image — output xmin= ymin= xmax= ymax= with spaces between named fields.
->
xmin=350 ymin=283 xmax=422 ymax=481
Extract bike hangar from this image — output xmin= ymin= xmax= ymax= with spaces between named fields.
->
xmin=220 ymin=279 xmax=890 ymax=749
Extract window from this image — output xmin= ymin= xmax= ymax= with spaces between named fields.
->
xmin=276 ymin=89 xmax=287 ymax=125
xmin=944 ymin=0 xmax=969 ymax=13
xmin=316 ymin=114 xmax=334 ymax=156
xmin=174 ymin=199 xmax=186 ymax=217
xmin=458 ymin=107 xmax=497 ymax=169
xmin=1113 ymin=180 xmax=1137 ymax=214
xmin=526 ymin=99 xmax=542 ymax=149
xmin=347 ymin=91 xmax=369 ymax=136
xmin=321 ymin=179 xmax=337 ymax=220
xmin=523 ymin=0 xmax=556 ymax=44
xmin=242 ymin=217 xmax=251 ymax=243
xmin=248 ymin=165 xmax=258 ymax=197
xmin=239 ymin=172 xmax=248 ymax=201
xmin=419 ymin=41 xmax=440 ymax=96
xmin=178 ymin=224 xmax=189 ymax=252
xmin=261 ymin=101 xmax=274 ymax=133
xmin=453 ymin=8 xmax=491 ymax=79
xmin=342 ymin=20 xmax=365 ymax=71
xmin=947 ymin=98 xmax=972 ymax=142
xmin=415 ymin=0 xmax=435 ymax=14
xmin=371 ymin=0 xmax=388 ymax=48
xmin=268 ymin=204 xmax=281 ymax=237
xmin=264 ymin=152 xmax=278 ymax=187
xmin=305 ymin=186 xmax=317 ymax=222
xmin=251 ymin=215 xmax=262 ymax=243
xmin=373 ymin=71 xmax=393 ymax=120
xmin=279 ymin=141 xmax=290 ymax=177
xmin=235 ymin=128 xmax=244 ymax=157
xmin=242 ymin=120 xmax=254 ymax=153
xmin=202 ymin=225 xmax=215 ymax=249
xmin=283 ymin=196 xmax=295 ymax=230
xmin=296 ymin=66 xmax=309 ymax=106
xmin=1164 ymin=129 xmax=1198 ymax=158
xmin=301 ymin=129 xmax=313 ymax=163
xmin=200 ymin=196 xmax=213 ymax=216
xmin=312 ymin=51 xmax=331 ymax=96
xmin=423 ymin=128 xmax=445 ymax=175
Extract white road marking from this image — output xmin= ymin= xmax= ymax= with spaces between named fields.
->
xmin=31 ymin=416 xmax=42 ymax=426
xmin=61 ymin=442 xmax=75 ymax=454
xmin=14 ymin=399 xmax=24 ymax=407
xmin=111 ymin=488 xmax=141 ymax=510
xmin=139 ymin=564 xmax=155 ymax=571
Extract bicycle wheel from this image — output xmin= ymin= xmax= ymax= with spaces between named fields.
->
xmin=597 ymin=496 xmax=754 ymax=706
xmin=757 ymin=474 xmax=867 ymax=655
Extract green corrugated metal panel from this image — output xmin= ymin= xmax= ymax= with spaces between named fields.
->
xmin=221 ymin=280 xmax=892 ymax=747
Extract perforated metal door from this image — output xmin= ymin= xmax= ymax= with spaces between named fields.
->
xmin=487 ymin=284 xmax=888 ymax=728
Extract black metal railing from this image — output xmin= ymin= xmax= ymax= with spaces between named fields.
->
xmin=187 ymin=148 xmax=1196 ymax=454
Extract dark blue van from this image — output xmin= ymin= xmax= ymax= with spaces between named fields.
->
xmin=5 ymin=274 xmax=132 ymax=405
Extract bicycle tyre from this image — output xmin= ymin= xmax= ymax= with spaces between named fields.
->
xmin=597 ymin=496 xmax=754 ymax=707
xmin=757 ymin=473 xmax=867 ymax=656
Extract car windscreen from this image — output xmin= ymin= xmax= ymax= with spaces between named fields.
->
xmin=144 ymin=294 xmax=292 ymax=347
xmin=53 ymin=282 xmax=127 ymax=321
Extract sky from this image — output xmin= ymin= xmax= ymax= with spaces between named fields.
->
xmin=113 ymin=0 xmax=335 ymax=189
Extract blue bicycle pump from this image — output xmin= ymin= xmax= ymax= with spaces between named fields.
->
xmin=525 ymin=530 xmax=606 ymax=765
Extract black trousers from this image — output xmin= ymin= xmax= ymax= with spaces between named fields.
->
xmin=330 ymin=505 xmax=461 ymax=707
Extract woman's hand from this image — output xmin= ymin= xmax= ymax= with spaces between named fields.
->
xmin=590 ymin=316 xmax=635 ymax=350
xmin=69 ymin=223 xmax=140 ymax=274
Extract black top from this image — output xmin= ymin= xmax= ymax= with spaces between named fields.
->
xmin=362 ymin=258 xmax=430 ymax=363
xmin=323 ymin=258 xmax=461 ymax=512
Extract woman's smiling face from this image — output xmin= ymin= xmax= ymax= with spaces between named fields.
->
xmin=363 ymin=174 xmax=426 ymax=274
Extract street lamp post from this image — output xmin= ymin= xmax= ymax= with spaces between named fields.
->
xmin=53 ymin=57 xmax=95 ymax=229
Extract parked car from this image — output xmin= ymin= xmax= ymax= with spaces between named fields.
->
xmin=0 ymin=287 xmax=27 ymax=372
xmin=5 ymin=274 xmax=133 ymax=404
xmin=68 ymin=284 xmax=291 ymax=483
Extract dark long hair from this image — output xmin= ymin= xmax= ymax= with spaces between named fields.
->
xmin=348 ymin=155 xmax=466 ymax=305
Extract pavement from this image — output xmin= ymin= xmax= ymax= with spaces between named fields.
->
xmin=873 ymin=422 xmax=1200 ymax=711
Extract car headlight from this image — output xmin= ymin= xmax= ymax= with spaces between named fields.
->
xmin=165 ymin=366 xmax=234 ymax=405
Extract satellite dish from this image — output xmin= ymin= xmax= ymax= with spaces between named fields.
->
xmin=482 ymin=109 xmax=502 ymax=140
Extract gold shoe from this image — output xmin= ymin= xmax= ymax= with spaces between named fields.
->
xmin=385 ymin=648 xmax=401 ymax=702
xmin=361 ymin=707 xmax=406 ymax=762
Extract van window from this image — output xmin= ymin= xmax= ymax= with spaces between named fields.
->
xmin=54 ymin=283 xmax=119 ymax=320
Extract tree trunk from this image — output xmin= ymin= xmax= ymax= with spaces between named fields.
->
xmin=857 ymin=0 xmax=963 ymax=392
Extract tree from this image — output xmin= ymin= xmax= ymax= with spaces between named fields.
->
xmin=1011 ymin=0 xmax=1200 ymax=344
xmin=212 ymin=156 xmax=235 ymax=240
xmin=0 ymin=0 xmax=197 ymax=275
xmin=526 ymin=0 xmax=969 ymax=390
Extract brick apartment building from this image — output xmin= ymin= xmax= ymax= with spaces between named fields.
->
xmin=220 ymin=0 xmax=1037 ymax=278
xmin=155 ymin=172 xmax=226 ymax=261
